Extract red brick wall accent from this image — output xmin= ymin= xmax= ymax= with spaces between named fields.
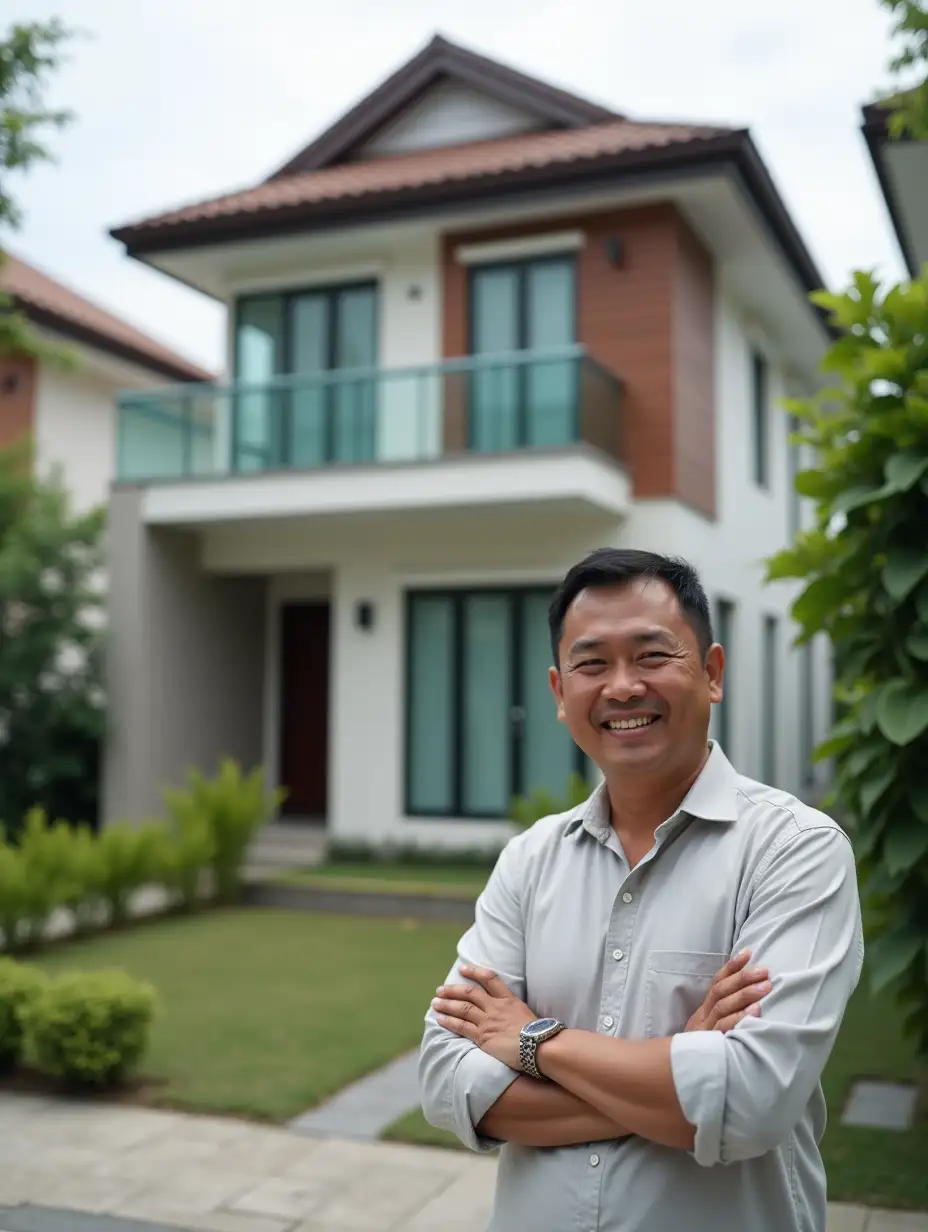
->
xmin=0 ymin=354 xmax=36 ymax=452
xmin=440 ymin=203 xmax=716 ymax=517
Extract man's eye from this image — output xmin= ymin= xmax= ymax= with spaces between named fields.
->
xmin=576 ymin=659 xmax=605 ymax=670
xmin=641 ymin=652 xmax=669 ymax=662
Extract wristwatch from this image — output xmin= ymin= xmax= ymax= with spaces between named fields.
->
xmin=519 ymin=1017 xmax=566 ymax=1080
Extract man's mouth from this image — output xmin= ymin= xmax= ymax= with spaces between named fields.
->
xmin=602 ymin=715 xmax=661 ymax=731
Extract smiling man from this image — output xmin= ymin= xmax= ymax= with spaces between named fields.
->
xmin=418 ymin=548 xmax=863 ymax=1232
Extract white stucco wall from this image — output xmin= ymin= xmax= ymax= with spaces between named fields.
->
xmin=34 ymin=361 xmax=116 ymax=513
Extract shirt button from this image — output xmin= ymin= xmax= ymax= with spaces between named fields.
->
xmin=622 ymin=892 xmax=633 ymax=904
xmin=612 ymin=948 xmax=624 ymax=961
xmin=603 ymin=1015 xmax=615 ymax=1029
xmin=590 ymin=1153 xmax=600 ymax=1167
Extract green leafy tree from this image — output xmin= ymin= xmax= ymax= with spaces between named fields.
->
xmin=765 ymin=0 xmax=928 ymax=1059
xmin=880 ymin=0 xmax=928 ymax=137
xmin=0 ymin=18 xmax=73 ymax=360
xmin=0 ymin=439 xmax=106 ymax=831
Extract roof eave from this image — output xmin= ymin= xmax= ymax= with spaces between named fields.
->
xmin=860 ymin=102 xmax=919 ymax=279
xmin=111 ymin=130 xmax=833 ymax=340
xmin=15 ymin=298 xmax=213 ymax=384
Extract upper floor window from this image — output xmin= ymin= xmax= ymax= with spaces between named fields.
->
xmin=751 ymin=348 xmax=770 ymax=489
xmin=233 ymin=282 xmax=378 ymax=470
xmin=468 ymin=256 xmax=576 ymax=451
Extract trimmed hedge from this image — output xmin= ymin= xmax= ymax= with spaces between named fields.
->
xmin=0 ymin=758 xmax=281 ymax=953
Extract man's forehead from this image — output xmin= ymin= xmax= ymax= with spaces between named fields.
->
xmin=566 ymin=578 xmax=682 ymax=621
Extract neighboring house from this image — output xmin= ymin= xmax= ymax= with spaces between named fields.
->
xmin=861 ymin=101 xmax=928 ymax=278
xmin=104 ymin=33 xmax=834 ymax=851
xmin=0 ymin=252 xmax=212 ymax=512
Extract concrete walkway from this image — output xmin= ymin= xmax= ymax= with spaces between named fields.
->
xmin=0 ymin=1094 xmax=923 ymax=1232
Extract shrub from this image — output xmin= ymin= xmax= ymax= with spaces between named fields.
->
xmin=509 ymin=771 xmax=593 ymax=829
xmin=165 ymin=759 xmax=283 ymax=905
xmin=94 ymin=822 xmax=164 ymax=927
xmin=0 ymin=814 xmax=74 ymax=952
xmin=0 ymin=958 xmax=47 ymax=1069
xmin=60 ymin=823 xmax=105 ymax=934
xmin=14 ymin=808 xmax=76 ymax=945
xmin=157 ymin=797 xmax=214 ymax=912
xmin=765 ymin=268 xmax=928 ymax=1054
xmin=21 ymin=968 xmax=157 ymax=1088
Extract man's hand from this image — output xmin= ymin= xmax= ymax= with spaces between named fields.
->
xmin=685 ymin=950 xmax=770 ymax=1033
xmin=431 ymin=964 xmax=534 ymax=1071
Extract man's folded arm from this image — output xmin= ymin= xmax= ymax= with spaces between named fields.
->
xmin=418 ymin=836 xmax=629 ymax=1151
xmin=537 ymin=823 xmax=864 ymax=1165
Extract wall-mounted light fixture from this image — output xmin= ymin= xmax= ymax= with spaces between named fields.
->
xmin=354 ymin=600 xmax=376 ymax=632
xmin=407 ymin=284 xmax=423 ymax=301
xmin=605 ymin=237 xmax=624 ymax=268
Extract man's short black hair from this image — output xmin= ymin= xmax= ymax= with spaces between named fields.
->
xmin=548 ymin=547 xmax=714 ymax=665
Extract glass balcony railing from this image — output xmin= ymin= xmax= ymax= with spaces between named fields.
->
xmin=116 ymin=347 xmax=622 ymax=483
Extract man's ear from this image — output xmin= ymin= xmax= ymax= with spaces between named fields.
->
xmin=705 ymin=643 xmax=725 ymax=705
xmin=549 ymin=665 xmax=566 ymax=722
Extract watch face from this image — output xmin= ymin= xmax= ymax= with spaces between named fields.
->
xmin=525 ymin=1017 xmax=559 ymax=1038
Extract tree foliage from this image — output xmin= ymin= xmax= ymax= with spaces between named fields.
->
xmin=766 ymin=269 xmax=928 ymax=1052
xmin=880 ymin=0 xmax=928 ymax=136
xmin=0 ymin=18 xmax=73 ymax=360
xmin=0 ymin=439 xmax=106 ymax=832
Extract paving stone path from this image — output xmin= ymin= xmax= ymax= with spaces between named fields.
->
xmin=289 ymin=1050 xmax=420 ymax=1140
xmin=0 ymin=1093 xmax=923 ymax=1232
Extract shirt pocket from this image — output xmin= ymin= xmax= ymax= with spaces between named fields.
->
xmin=644 ymin=949 xmax=729 ymax=1038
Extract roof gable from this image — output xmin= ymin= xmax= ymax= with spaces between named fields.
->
xmin=268 ymin=33 xmax=619 ymax=179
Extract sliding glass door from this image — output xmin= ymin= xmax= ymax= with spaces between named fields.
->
xmin=405 ymin=587 xmax=585 ymax=818
xmin=233 ymin=283 xmax=377 ymax=471
xmin=469 ymin=256 xmax=576 ymax=452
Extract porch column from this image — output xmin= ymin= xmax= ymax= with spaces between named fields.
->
xmin=103 ymin=488 xmax=266 ymax=823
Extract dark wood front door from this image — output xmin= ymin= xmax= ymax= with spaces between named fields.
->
xmin=279 ymin=602 xmax=329 ymax=819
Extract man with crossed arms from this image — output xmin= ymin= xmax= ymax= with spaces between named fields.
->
xmin=419 ymin=549 xmax=863 ymax=1232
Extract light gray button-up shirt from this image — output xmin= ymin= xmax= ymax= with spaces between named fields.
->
xmin=418 ymin=742 xmax=864 ymax=1232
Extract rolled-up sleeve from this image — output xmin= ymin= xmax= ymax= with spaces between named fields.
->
xmin=418 ymin=838 xmax=525 ymax=1152
xmin=670 ymin=823 xmax=864 ymax=1167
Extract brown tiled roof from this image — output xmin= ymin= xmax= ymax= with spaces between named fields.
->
xmin=1 ymin=253 xmax=213 ymax=383
xmin=112 ymin=120 xmax=736 ymax=248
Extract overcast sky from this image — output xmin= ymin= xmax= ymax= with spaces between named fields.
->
xmin=8 ymin=0 xmax=908 ymax=374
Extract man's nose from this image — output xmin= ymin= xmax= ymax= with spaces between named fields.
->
xmin=602 ymin=662 xmax=647 ymax=702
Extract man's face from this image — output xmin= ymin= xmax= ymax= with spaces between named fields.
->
xmin=549 ymin=579 xmax=724 ymax=779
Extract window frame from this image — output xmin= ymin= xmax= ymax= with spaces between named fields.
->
xmin=403 ymin=586 xmax=587 ymax=820
xmin=466 ymin=254 xmax=579 ymax=450
xmin=713 ymin=597 xmax=736 ymax=757
xmin=232 ymin=280 xmax=379 ymax=470
xmin=761 ymin=613 xmax=779 ymax=783
xmin=751 ymin=348 xmax=770 ymax=490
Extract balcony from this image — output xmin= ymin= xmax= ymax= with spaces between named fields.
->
xmin=116 ymin=348 xmax=629 ymax=527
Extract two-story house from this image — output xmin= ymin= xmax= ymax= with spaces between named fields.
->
xmin=1 ymin=252 xmax=212 ymax=512
xmin=104 ymin=34 xmax=834 ymax=851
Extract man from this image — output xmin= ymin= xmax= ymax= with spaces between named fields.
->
xmin=419 ymin=548 xmax=863 ymax=1232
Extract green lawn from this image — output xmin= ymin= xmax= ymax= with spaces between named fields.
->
xmin=24 ymin=905 xmax=928 ymax=1210
xmin=384 ymin=973 xmax=928 ymax=1210
xmin=30 ymin=908 xmax=462 ymax=1122
xmin=273 ymin=861 xmax=491 ymax=900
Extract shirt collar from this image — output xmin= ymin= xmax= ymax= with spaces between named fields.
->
xmin=564 ymin=740 xmax=740 ymax=838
